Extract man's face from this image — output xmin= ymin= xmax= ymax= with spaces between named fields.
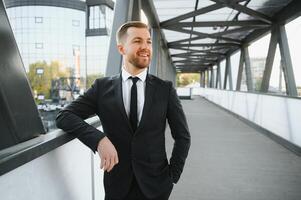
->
xmin=118 ymin=27 xmax=152 ymax=69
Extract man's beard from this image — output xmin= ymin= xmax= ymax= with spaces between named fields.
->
xmin=129 ymin=56 xmax=151 ymax=69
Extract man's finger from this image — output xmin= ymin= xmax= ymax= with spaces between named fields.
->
xmin=104 ymin=157 xmax=110 ymax=171
xmin=107 ymin=156 xmax=115 ymax=172
xmin=100 ymin=157 xmax=105 ymax=169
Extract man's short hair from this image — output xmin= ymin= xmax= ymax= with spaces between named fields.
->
xmin=116 ymin=21 xmax=149 ymax=44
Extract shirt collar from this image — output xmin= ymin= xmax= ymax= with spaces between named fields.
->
xmin=121 ymin=67 xmax=147 ymax=82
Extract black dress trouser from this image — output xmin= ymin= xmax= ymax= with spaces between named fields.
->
xmin=105 ymin=176 xmax=173 ymax=200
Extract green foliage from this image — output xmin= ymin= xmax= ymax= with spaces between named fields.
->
xmin=176 ymin=73 xmax=200 ymax=87
xmin=254 ymin=78 xmax=262 ymax=91
xmin=27 ymin=60 xmax=71 ymax=101
xmin=86 ymin=73 xmax=104 ymax=88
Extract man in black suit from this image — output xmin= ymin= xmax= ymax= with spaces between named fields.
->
xmin=56 ymin=21 xmax=190 ymax=200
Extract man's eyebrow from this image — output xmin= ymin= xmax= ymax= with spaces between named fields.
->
xmin=131 ymin=37 xmax=151 ymax=40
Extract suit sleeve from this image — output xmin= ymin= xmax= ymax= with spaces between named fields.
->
xmin=167 ymin=82 xmax=191 ymax=184
xmin=56 ymin=79 xmax=106 ymax=153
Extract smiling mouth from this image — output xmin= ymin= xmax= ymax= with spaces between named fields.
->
xmin=137 ymin=52 xmax=150 ymax=58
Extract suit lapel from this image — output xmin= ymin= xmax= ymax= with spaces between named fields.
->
xmin=112 ymin=73 xmax=156 ymax=134
xmin=113 ymin=74 xmax=132 ymax=131
xmin=135 ymin=74 xmax=156 ymax=134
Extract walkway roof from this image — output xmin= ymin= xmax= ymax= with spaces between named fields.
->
xmin=151 ymin=0 xmax=300 ymax=73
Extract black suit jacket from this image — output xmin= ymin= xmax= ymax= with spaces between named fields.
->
xmin=56 ymin=73 xmax=190 ymax=199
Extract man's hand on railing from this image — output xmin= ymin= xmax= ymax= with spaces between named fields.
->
xmin=97 ymin=137 xmax=119 ymax=172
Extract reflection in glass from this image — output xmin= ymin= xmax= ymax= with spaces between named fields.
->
xmin=6 ymin=3 xmax=113 ymax=132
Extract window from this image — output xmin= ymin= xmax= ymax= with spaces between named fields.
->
xmin=35 ymin=43 xmax=43 ymax=49
xmin=72 ymin=19 xmax=80 ymax=27
xmin=88 ymin=5 xmax=106 ymax=29
xmin=35 ymin=17 xmax=43 ymax=23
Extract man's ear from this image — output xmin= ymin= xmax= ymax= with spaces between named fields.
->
xmin=117 ymin=44 xmax=125 ymax=55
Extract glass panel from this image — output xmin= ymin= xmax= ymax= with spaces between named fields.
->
xmin=269 ymin=45 xmax=286 ymax=95
xmin=230 ymin=51 xmax=240 ymax=90
xmin=248 ymin=34 xmax=270 ymax=92
xmin=220 ymin=60 xmax=226 ymax=88
xmin=213 ymin=66 xmax=217 ymax=88
xmin=240 ymin=63 xmax=248 ymax=91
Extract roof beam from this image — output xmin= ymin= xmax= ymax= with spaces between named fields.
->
xmin=169 ymin=20 xmax=270 ymax=28
xmin=169 ymin=43 xmax=240 ymax=48
xmin=160 ymin=3 xmax=224 ymax=27
xmin=210 ymin=0 xmax=273 ymax=24
xmin=273 ymin=0 xmax=301 ymax=24
xmin=213 ymin=26 xmax=258 ymax=36
xmin=173 ymin=59 xmax=216 ymax=63
xmin=171 ymin=52 xmax=225 ymax=57
xmin=165 ymin=26 xmax=242 ymax=43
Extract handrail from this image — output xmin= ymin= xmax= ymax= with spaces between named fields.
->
xmin=0 ymin=116 xmax=101 ymax=176
xmin=197 ymin=87 xmax=301 ymax=100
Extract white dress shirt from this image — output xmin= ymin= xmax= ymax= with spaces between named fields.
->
xmin=121 ymin=67 xmax=147 ymax=125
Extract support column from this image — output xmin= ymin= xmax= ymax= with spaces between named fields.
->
xmin=226 ymin=56 xmax=233 ymax=90
xmin=206 ymin=70 xmax=210 ymax=88
xmin=243 ymin=46 xmax=254 ymax=91
xmin=277 ymin=25 xmax=297 ymax=96
xmin=203 ymin=71 xmax=206 ymax=87
xmin=128 ymin=0 xmax=141 ymax=21
xmin=223 ymin=59 xmax=228 ymax=89
xmin=216 ymin=62 xmax=222 ymax=89
xmin=149 ymin=28 xmax=159 ymax=76
xmin=236 ymin=49 xmax=244 ymax=91
xmin=260 ymin=26 xmax=278 ymax=92
xmin=210 ymin=67 xmax=214 ymax=88
xmin=200 ymin=71 xmax=203 ymax=87
xmin=105 ymin=0 xmax=141 ymax=76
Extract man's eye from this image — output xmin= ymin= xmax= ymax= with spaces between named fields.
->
xmin=147 ymin=41 xmax=152 ymax=44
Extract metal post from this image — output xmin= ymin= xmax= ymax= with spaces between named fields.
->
xmin=215 ymin=64 xmax=219 ymax=88
xmin=243 ymin=46 xmax=254 ymax=91
xmin=210 ymin=67 xmax=214 ymax=88
xmin=216 ymin=62 xmax=222 ymax=89
xmin=128 ymin=0 xmax=141 ymax=21
xmin=236 ymin=49 xmax=244 ymax=91
xmin=105 ymin=0 xmax=141 ymax=76
xmin=223 ymin=57 xmax=229 ymax=89
xmin=260 ymin=26 xmax=278 ymax=92
xmin=149 ymin=28 xmax=159 ymax=76
xmin=226 ymin=56 xmax=233 ymax=90
xmin=279 ymin=59 xmax=285 ymax=93
xmin=203 ymin=71 xmax=206 ymax=87
xmin=277 ymin=25 xmax=298 ymax=96
xmin=206 ymin=70 xmax=210 ymax=88
xmin=200 ymin=71 xmax=203 ymax=87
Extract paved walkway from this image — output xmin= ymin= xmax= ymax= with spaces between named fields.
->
xmin=165 ymin=96 xmax=301 ymax=200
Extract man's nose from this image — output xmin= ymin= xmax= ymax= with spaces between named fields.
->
xmin=140 ymin=41 xmax=151 ymax=49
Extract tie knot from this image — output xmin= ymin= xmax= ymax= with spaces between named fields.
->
xmin=130 ymin=77 xmax=139 ymax=84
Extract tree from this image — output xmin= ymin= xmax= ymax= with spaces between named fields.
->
xmin=27 ymin=60 xmax=71 ymax=102
xmin=86 ymin=73 xmax=104 ymax=88
xmin=176 ymin=73 xmax=200 ymax=87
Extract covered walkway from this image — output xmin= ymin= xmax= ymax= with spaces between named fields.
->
xmin=1 ymin=0 xmax=301 ymax=199
xmin=166 ymin=97 xmax=301 ymax=200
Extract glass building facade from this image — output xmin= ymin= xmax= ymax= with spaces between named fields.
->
xmin=6 ymin=6 xmax=86 ymax=76
xmin=4 ymin=0 xmax=114 ymax=131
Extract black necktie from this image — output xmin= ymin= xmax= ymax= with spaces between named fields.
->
xmin=130 ymin=77 xmax=139 ymax=132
